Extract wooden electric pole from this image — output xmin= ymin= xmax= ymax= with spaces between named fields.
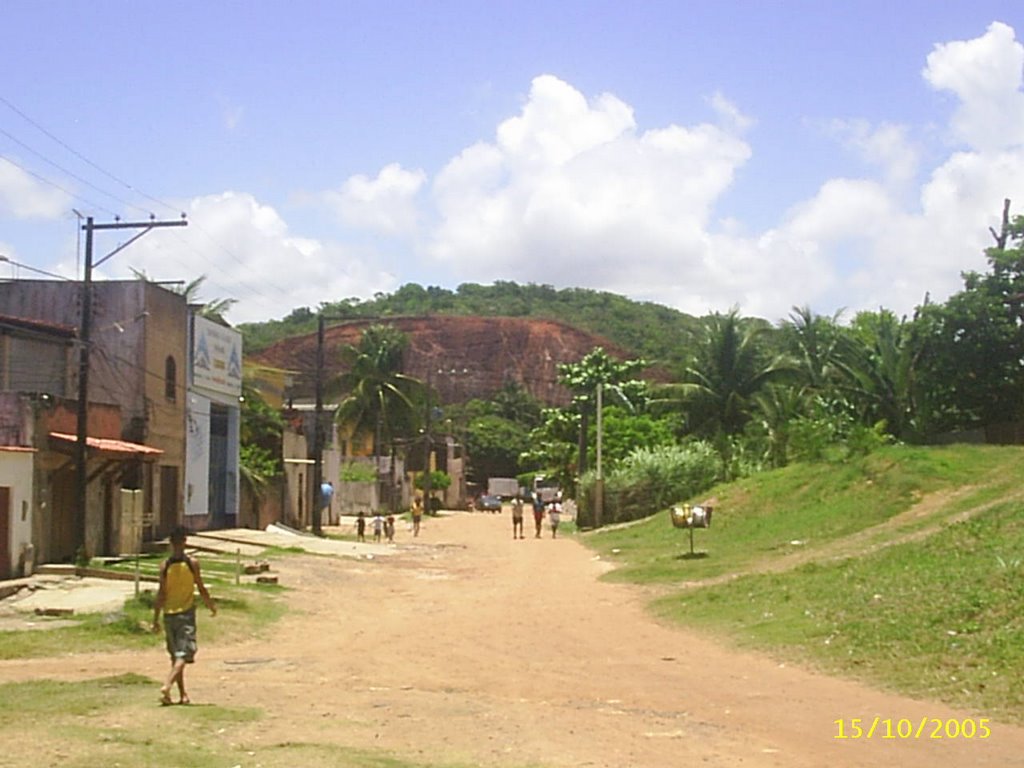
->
xmin=311 ymin=314 xmax=325 ymax=536
xmin=74 ymin=215 xmax=187 ymax=560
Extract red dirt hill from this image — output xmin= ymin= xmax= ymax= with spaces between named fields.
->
xmin=251 ymin=315 xmax=652 ymax=406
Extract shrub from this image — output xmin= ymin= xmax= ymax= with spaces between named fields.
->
xmin=578 ymin=442 xmax=722 ymax=527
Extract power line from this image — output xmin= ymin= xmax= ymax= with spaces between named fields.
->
xmin=0 ymin=153 xmax=117 ymax=217
xmin=0 ymin=126 xmax=151 ymax=217
xmin=0 ymin=94 xmax=301 ymax=315
xmin=0 ymin=93 xmax=180 ymax=216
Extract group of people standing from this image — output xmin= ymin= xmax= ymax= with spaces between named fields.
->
xmin=511 ymin=492 xmax=562 ymax=539
xmin=354 ymin=496 xmax=425 ymax=543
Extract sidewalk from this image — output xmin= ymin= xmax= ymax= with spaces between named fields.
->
xmin=0 ymin=573 xmax=140 ymax=630
xmin=0 ymin=524 xmax=400 ymax=625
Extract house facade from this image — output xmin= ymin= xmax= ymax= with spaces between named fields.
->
xmin=0 ymin=280 xmax=188 ymax=562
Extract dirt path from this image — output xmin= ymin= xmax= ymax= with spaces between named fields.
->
xmin=3 ymin=512 xmax=1024 ymax=767
xmin=666 ymin=486 xmax=997 ymax=592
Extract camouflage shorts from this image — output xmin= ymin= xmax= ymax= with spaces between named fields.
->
xmin=164 ymin=609 xmax=197 ymax=663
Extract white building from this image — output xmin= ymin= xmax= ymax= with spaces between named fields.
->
xmin=184 ymin=314 xmax=242 ymax=529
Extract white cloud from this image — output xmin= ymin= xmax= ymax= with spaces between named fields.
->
xmin=418 ymin=26 xmax=1024 ymax=322
xmin=276 ymin=24 xmax=1024 ymax=327
xmin=325 ymin=162 xmax=426 ymax=236
xmin=827 ymin=119 xmax=920 ymax=186
xmin=0 ymin=158 xmax=70 ymax=218
xmin=88 ymin=191 xmax=397 ymax=324
xmin=923 ymin=21 xmax=1024 ymax=150
xmin=428 ymin=74 xmax=751 ymax=292
xmin=709 ymin=92 xmax=754 ymax=134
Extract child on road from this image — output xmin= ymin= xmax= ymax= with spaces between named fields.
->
xmin=512 ymin=495 xmax=525 ymax=539
xmin=152 ymin=526 xmax=217 ymax=706
xmin=532 ymin=492 xmax=545 ymax=538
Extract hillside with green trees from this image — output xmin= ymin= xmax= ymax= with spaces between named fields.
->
xmin=239 ymin=281 xmax=703 ymax=373
xmin=584 ymin=443 xmax=1024 ymax=722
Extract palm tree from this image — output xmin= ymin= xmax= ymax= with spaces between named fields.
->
xmin=832 ymin=310 xmax=921 ymax=440
xmin=654 ymin=309 xmax=791 ymax=438
xmin=131 ymin=270 xmax=237 ymax=322
xmin=331 ymin=324 xmax=422 ymax=454
xmin=785 ymin=305 xmax=845 ymax=393
xmin=751 ymin=384 xmax=809 ymax=468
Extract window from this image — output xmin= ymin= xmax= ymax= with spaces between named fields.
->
xmin=165 ymin=355 xmax=177 ymax=401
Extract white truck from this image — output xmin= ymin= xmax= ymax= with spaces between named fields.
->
xmin=487 ymin=477 xmax=521 ymax=499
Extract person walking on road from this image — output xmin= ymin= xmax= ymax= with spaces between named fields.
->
xmin=152 ymin=526 xmax=217 ymax=706
xmin=356 ymin=511 xmax=366 ymax=542
xmin=532 ymin=492 xmax=545 ymax=538
xmin=412 ymin=496 xmax=424 ymax=537
xmin=372 ymin=512 xmax=384 ymax=543
xmin=548 ymin=495 xmax=562 ymax=538
xmin=512 ymin=495 xmax=525 ymax=539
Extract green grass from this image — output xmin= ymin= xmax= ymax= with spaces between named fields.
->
xmin=0 ymin=580 xmax=286 ymax=660
xmin=0 ymin=675 xmax=479 ymax=768
xmin=583 ymin=443 xmax=1024 ymax=722
xmin=99 ymin=550 xmax=279 ymax=585
xmin=655 ymin=498 xmax=1024 ymax=720
xmin=587 ymin=444 xmax=1022 ymax=584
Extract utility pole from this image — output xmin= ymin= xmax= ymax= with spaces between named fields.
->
xmin=594 ymin=382 xmax=604 ymax=528
xmin=422 ymin=368 xmax=433 ymax=512
xmin=75 ymin=216 xmax=187 ymax=561
xmin=311 ymin=314 xmax=325 ymax=536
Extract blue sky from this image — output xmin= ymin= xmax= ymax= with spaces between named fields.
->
xmin=1 ymin=1 xmax=1022 ymax=324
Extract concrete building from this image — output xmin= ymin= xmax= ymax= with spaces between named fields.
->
xmin=184 ymin=314 xmax=242 ymax=529
xmin=0 ymin=280 xmax=187 ymax=561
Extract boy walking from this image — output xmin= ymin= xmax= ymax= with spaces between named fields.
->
xmin=512 ymin=495 xmax=525 ymax=539
xmin=532 ymin=492 xmax=545 ymax=538
xmin=152 ymin=526 xmax=217 ymax=706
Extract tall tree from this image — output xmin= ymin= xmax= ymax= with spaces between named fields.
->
xmin=655 ymin=309 xmax=791 ymax=438
xmin=832 ymin=310 xmax=921 ymax=440
xmin=913 ymin=201 xmax=1024 ymax=434
xmin=557 ymin=347 xmax=648 ymax=476
xmin=784 ymin=305 xmax=845 ymax=393
xmin=332 ymin=324 xmax=422 ymax=452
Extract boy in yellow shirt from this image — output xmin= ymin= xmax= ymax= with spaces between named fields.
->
xmin=152 ymin=526 xmax=217 ymax=705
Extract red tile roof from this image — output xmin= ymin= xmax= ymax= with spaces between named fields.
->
xmin=49 ymin=432 xmax=164 ymax=456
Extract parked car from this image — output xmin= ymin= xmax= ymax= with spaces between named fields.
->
xmin=475 ymin=494 xmax=503 ymax=513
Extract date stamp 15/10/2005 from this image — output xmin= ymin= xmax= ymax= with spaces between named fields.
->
xmin=834 ymin=717 xmax=991 ymax=740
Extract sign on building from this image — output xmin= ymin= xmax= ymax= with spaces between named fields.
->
xmin=192 ymin=316 xmax=242 ymax=398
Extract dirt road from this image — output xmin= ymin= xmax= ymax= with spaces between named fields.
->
xmin=3 ymin=511 xmax=1024 ymax=767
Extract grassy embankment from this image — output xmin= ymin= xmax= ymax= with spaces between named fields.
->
xmin=584 ymin=443 xmax=1024 ymax=722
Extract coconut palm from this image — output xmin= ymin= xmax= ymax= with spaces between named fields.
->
xmin=832 ymin=310 xmax=921 ymax=441
xmin=331 ymin=324 xmax=422 ymax=453
xmin=654 ymin=309 xmax=792 ymax=438
xmin=785 ymin=305 xmax=845 ymax=393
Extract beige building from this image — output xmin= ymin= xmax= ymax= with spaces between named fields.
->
xmin=0 ymin=280 xmax=188 ymax=562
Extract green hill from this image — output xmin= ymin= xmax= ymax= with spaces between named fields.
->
xmin=585 ymin=443 xmax=1024 ymax=722
xmin=239 ymin=281 xmax=702 ymax=372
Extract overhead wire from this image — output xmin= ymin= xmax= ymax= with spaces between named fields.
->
xmin=0 ymin=125 xmax=152 ymax=217
xmin=0 ymin=94 xmax=294 ymax=311
xmin=0 ymin=93 xmax=180 ymax=217
xmin=0 ymin=152 xmax=118 ymax=218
